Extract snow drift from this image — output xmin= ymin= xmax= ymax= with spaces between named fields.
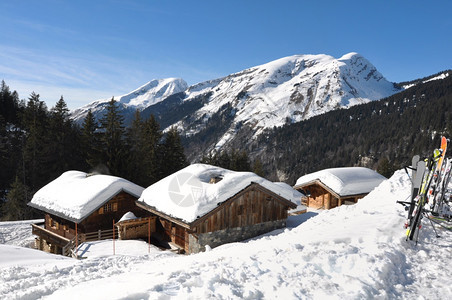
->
xmin=1 ymin=170 xmax=451 ymax=299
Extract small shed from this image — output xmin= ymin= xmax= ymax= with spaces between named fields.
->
xmin=136 ymin=164 xmax=299 ymax=254
xmin=115 ymin=212 xmax=156 ymax=240
xmin=293 ymin=167 xmax=386 ymax=209
xmin=28 ymin=171 xmax=146 ymax=256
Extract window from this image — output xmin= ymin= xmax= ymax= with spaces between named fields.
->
xmin=99 ymin=202 xmax=118 ymax=214
xmin=104 ymin=203 xmax=113 ymax=213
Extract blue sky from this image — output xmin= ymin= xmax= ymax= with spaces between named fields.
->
xmin=0 ymin=0 xmax=451 ymax=109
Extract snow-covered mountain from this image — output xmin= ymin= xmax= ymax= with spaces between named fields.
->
xmin=156 ymin=52 xmax=401 ymax=153
xmin=70 ymin=53 xmax=401 ymax=155
xmin=70 ymin=78 xmax=188 ymax=124
xmin=178 ymin=52 xmax=399 ymax=133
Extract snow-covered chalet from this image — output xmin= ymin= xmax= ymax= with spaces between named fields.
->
xmin=136 ymin=164 xmax=301 ymax=254
xmin=28 ymin=171 xmax=147 ymax=256
xmin=293 ymin=167 xmax=386 ymax=209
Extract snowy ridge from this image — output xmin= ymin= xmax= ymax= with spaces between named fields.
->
xmin=402 ymin=71 xmax=450 ymax=89
xmin=2 ymin=170 xmax=452 ymax=298
xmin=70 ymin=78 xmax=187 ymax=124
xmin=168 ymin=52 xmax=400 ymax=149
xmin=70 ymin=53 xmax=399 ymax=144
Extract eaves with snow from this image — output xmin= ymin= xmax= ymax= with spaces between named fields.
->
xmin=137 ymin=163 xmax=302 ymax=224
xmin=28 ymin=171 xmax=145 ymax=223
xmin=294 ymin=167 xmax=387 ymax=197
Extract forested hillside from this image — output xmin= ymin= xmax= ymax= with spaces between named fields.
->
xmin=1 ymin=71 xmax=450 ymax=220
xmin=0 ymin=83 xmax=187 ymax=221
xmin=249 ymin=72 xmax=451 ymax=183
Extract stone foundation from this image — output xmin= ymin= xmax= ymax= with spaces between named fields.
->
xmin=188 ymin=220 xmax=286 ymax=254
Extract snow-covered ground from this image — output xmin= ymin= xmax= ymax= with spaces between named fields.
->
xmin=1 ymin=170 xmax=452 ymax=299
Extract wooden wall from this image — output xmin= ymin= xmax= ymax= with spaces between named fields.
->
xmin=81 ymin=191 xmax=147 ymax=232
xmin=44 ymin=191 xmax=147 ymax=235
xmin=193 ymin=187 xmax=289 ymax=234
xmin=300 ymin=183 xmax=363 ymax=209
xmin=153 ymin=186 xmax=292 ymax=253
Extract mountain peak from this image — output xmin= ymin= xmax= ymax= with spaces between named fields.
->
xmin=117 ymin=78 xmax=188 ymax=108
xmin=70 ymin=77 xmax=187 ymax=124
xmin=338 ymin=52 xmax=362 ymax=61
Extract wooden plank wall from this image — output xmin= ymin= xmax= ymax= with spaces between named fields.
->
xmin=44 ymin=192 xmax=147 ymax=236
xmin=82 ymin=191 xmax=146 ymax=232
xmin=194 ymin=187 xmax=288 ymax=234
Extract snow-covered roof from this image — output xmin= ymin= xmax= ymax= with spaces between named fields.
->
xmin=29 ymin=171 xmax=145 ymax=223
xmin=294 ymin=167 xmax=386 ymax=197
xmin=118 ymin=211 xmax=137 ymax=223
xmin=273 ymin=182 xmax=305 ymax=204
xmin=138 ymin=164 xmax=298 ymax=224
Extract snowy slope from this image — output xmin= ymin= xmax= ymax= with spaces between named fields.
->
xmin=169 ymin=52 xmax=400 ymax=143
xmin=70 ymin=78 xmax=187 ymax=124
xmin=402 ymin=71 xmax=450 ymax=89
xmin=1 ymin=170 xmax=452 ymax=299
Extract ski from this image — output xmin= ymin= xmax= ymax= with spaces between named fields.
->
xmin=406 ymin=147 xmax=445 ymax=241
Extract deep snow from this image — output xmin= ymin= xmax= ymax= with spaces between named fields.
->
xmin=1 ymin=170 xmax=452 ymax=299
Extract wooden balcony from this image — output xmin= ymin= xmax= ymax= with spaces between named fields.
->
xmin=31 ymin=223 xmax=71 ymax=247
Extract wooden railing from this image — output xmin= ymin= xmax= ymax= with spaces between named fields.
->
xmin=32 ymin=224 xmax=118 ymax=258
xmin=83 ymin=228 xmax=118 ymax=242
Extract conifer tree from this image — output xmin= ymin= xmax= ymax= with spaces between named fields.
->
xmin=2 ymin=177 xmax=31 ymax=221
xmin=99 ymin=98 xmax=126 ymax=176
xmin=81 ymin=109 xmax=102 ymax=169
xmin=252 ymin=158 xmax=265 ymax=177
xmin=46 ymin=96 xmax=77 ymax=178
xmin=125 ymin=110 xmax=147 ymax=185
xmin=230 ymin=150 xmax=251 ymax=171
xmin=141 ymin=114 xmax=163 ymax=184
xmin=21 ymin=92 xmax=49 ymax=191
xmin=160 ymin=127 xmax=188 ymax=178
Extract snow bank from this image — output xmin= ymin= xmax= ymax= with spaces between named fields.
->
xmin=2 ymin=170 xmax=452 ymax=299
xmin=138 ymin=164 xmax=301 ymax=223
xmin=294 ymin=167 xmax=386 ymax=196
xmin=0 ymin=244 xmax=71 ymax=267
xmin=29 ymin=171 xmax=144 ymax=222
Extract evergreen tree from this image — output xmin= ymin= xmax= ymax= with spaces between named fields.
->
xmin=99 ymin=98 xmax=126 ymax=176
xmin=46 ymin=96 xmax=78 ymax=178
xmin=125 ymin=110 xmax=147 ymax=185
xmin=376 ymin=157 xmax=396 ymax=178
xmin=81 ymin=109 xmax=102 ymax=169
xmin=160 ymin=127 xmax=188 ymax=178
xmin=21 ymin=92 xmax=49 ymax=191
xmin=141 ymin=114 xmax=163 ymax=184
xmin=0 ymin=115 xmax=8 ymax=200
xmin=252 ymin=158 xmax=265 ymax=177
xmin=0 ymin=81 xmax=20 ymax=124
xmin=230 ymin=150 xmax=251 ymax=171
xmin=2 ymin=177 xmax=32 ymax=221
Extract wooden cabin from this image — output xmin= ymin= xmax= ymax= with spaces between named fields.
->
xmin=28 ymin=171 xmax=146 ymax=256
xmin=136 ymin=164 xmax=299 ymax=254
xmin=293 ymin=167 xmax=386 ymax=209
